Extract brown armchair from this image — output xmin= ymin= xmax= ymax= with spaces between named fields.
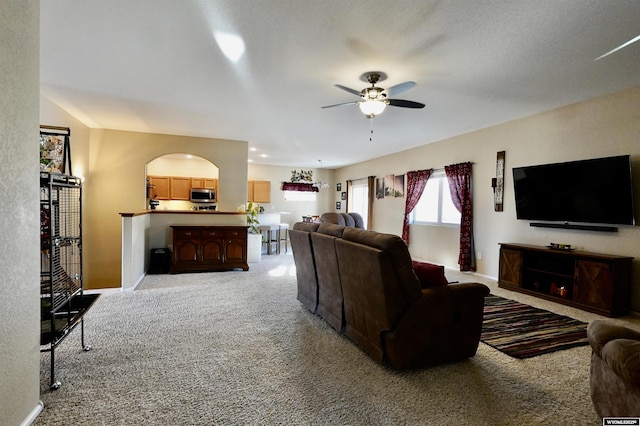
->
xmin=587 ymin=319 xmax=640 ymax=417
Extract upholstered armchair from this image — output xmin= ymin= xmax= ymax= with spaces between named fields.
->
xmin=587 ymin=319 xmax=640 ymax=417
xmin=319 ymin=212 xmax=364 ymax=228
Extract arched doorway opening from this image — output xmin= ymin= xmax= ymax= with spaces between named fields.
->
xmin=145 ymin=153 xmax=219 ymax=210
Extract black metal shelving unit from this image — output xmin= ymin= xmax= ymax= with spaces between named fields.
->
xmin=40 ymin=171 xmax=99 ymax=390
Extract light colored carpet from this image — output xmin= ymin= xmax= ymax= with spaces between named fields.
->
xmin=35 ymin=254 xmax=639 ymax=425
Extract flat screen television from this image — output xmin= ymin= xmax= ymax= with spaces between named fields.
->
xmin=512 ymin=155 xmax=635 ymax=226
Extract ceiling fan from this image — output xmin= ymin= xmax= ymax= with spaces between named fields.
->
xmin=322 ymin=71 xmax=425 ymax=118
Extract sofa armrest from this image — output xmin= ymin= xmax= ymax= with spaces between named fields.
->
xmin=588 ymin=320 xmax=640 ymax=385
xmin=600 ymin=339 xmax=640 ymax=385
xmin=588 ymin=320 xmax=640 ymax=356
xmin=420 ymin=281 xmax=490 ymax=300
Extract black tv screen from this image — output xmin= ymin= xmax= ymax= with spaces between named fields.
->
xmin=512 ymin=155 xmax=635 ymax=226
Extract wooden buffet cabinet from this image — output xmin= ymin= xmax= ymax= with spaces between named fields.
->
xmin=171 ymin=225 xmax=249 ymax=273
xmin=498 ymin=243 xmax=633 ymax=317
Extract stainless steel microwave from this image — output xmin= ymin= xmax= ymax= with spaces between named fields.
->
xmin=190 ymin=188 xmax=216 ymax=203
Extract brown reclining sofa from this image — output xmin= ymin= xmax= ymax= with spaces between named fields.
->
xmin=289 ymin=221 xmax=490 ymax=370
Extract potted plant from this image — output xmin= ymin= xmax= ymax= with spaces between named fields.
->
xmin=245 ymin=202 xmax=262 ymax=262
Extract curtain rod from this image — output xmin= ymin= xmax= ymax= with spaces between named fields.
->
xmin=413 ymin=162 xmax=475 ymax=174
xmin=346 ymin=176 xmax=375 ymax=183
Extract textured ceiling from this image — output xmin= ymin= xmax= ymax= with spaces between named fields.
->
xmin=40 ymin=1 xmax=640 ymax=168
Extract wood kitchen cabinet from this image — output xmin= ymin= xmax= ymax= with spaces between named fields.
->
xmin=498 ymin=243 xmax=632 ymax=317
xmin=191 ymin=177 xmax=218 ymax=190
xmin=148 ymin=176 xmax=170 ymax=200
xmin=248 ymin=180 xmax=271 ymax=203
xmin=170 ymin=177 xmax=191 ymax=200
xmin=149 ymin=175 xmax=218 ymax=201
xmin=171 ymin=226 xmax=249 ymax=273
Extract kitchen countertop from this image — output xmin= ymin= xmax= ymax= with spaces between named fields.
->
xmin=119 ymin=210 xmax=245 ymax=217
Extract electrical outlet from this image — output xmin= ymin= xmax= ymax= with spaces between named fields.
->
xmin=477 ymin=251 xmax=482 ymax=260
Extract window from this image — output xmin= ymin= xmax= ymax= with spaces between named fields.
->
xmin=283 ymin=191 xmax=316 ymax=201
xmin=349 ymin=181 xmax=369 ymax=229
xmin=411 ymin=172 xmax=461 ymax=226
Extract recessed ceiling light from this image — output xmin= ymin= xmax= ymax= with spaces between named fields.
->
xmin=214 ymin=32 xmax=245 ymax=63
xmin=249 ymin=147 xmax=257 ymax=152
xmin=247 ymin=159 xmax=253 ymax=163
xmin=259 ymin=154 xmax=268 ymax=158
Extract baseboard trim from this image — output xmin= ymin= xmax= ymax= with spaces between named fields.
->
xmin=20 ymin=401 xmax=44 ymax=426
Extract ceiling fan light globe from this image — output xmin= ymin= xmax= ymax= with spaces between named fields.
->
xmin=359 ymin=100 xmax=386 ymax=117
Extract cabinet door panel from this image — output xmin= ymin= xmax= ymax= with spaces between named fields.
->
xmin=252 ymin=181 xmax=271 ymax=203
xmin=499 ymin=248 xmax=522 ymax=286
xmin=575 ymin=260 xmax=613 ymax=309
xmin=225 ymin=238 xmax=246 ymax=262
xmin=174 ymin=240 xmax=199 ymax=263
xmin=204 ymin=178 xmax=217 ymax=190
xmin=170 ymin=177 xmax=191 ymax=200
xmin=202 ymin=239 xmax=224 ymax=263
xmin=149 ymin=176 xmax=170 ymax=200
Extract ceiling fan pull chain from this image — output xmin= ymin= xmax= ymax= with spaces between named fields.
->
xmin=369 ymin=117 xmax=374 ymax=142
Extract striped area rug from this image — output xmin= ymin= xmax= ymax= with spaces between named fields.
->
xmin=481 ymin=294 xmax=589 ymax=358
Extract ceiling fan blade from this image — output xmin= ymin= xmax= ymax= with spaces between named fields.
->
xmin=388 ymin=99 xmax=425 ymax=109
xmin=385 ymin=81 xmax=416 ymax=97
xmin=321 ymin=101 xmax=358 ymax=109
xmin=335 ymin=84 xmax=362 ymax=97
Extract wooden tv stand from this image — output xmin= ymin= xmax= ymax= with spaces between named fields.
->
xmin=498 ymin=243 xmax=632 ymax=317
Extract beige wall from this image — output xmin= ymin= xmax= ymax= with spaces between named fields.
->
xmin=248 ymin=163 xmax=334 ymax=228
xmin=83 ymin=129 xmax=248 ymax=288
xmin=40 ymin=95 xmax=90 ymax=180
xmin=0 ymin=1 xmax=42 ymax=424
xmin=36 ymin=101 xmax=251 ymax=290
xmin=146 ymin=155 xmax=219 ymax=178
xmin=336 ymin=86 xmax=640 ymax=311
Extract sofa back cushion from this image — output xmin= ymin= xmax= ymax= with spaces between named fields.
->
xmin=310 ymin=231 xmax=344 ymax=331
xmin=341 ymin=227 xmax=422 ymax=304
xmin=289 ymin=225 xmax=320 ymax=313
xmin=348 ymin=212 xmax=365 ymax=229
xmin=340 ymin=213 xmax=356 ymax=227
xmin=317 ymin=222 xmax=346 ymax=238
xmin=335 ymin=239 xmax=410 ymax=361
xmin=319 ymin=212 xmax=345 ymax=226
xmin=293 ymin=222 xmax=320 ymax=232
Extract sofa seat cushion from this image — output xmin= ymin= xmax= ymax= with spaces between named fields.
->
xmin=412 ymin=261 xmax=448 ymax=288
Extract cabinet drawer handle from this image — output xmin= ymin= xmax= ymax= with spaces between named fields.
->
xmin=185 ymin=232 xmax=192 ymax=236
xmin=232 ymin=232 xmax=238 ymax=236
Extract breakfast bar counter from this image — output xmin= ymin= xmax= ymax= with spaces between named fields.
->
xmin=119 ymin=210 xmax=247 ymax=290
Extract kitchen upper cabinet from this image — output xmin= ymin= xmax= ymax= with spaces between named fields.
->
xmin=191 ymin=177 xmax=218 ymax=193
xmin=170 ymin=177 xmax=191 ymax=200
xmin=191 ymin=177 xmax=216 ymax=188
xmin=204 ymin=178 xmax=217 ymax=191
xmin=149 ymin=176 xmax=170 ymax=200
xmin=148 ymin=175 xmax=218 ymax=201
xmin=248 ymin=180 xmax=271 ymax=203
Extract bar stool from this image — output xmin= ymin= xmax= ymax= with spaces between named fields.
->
xmin=278 ymin=223 xmax=289 ymax=254
xmin=259 ymin=224 xmax=279 ymax=255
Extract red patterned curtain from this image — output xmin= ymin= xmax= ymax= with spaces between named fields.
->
xmin=445 ymin=162 xmax=476 ymax=271
xmin=281 ymin=182 xmax=318 ymax=192
xmin=402 ymin=169 xmax=433 ymax=244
